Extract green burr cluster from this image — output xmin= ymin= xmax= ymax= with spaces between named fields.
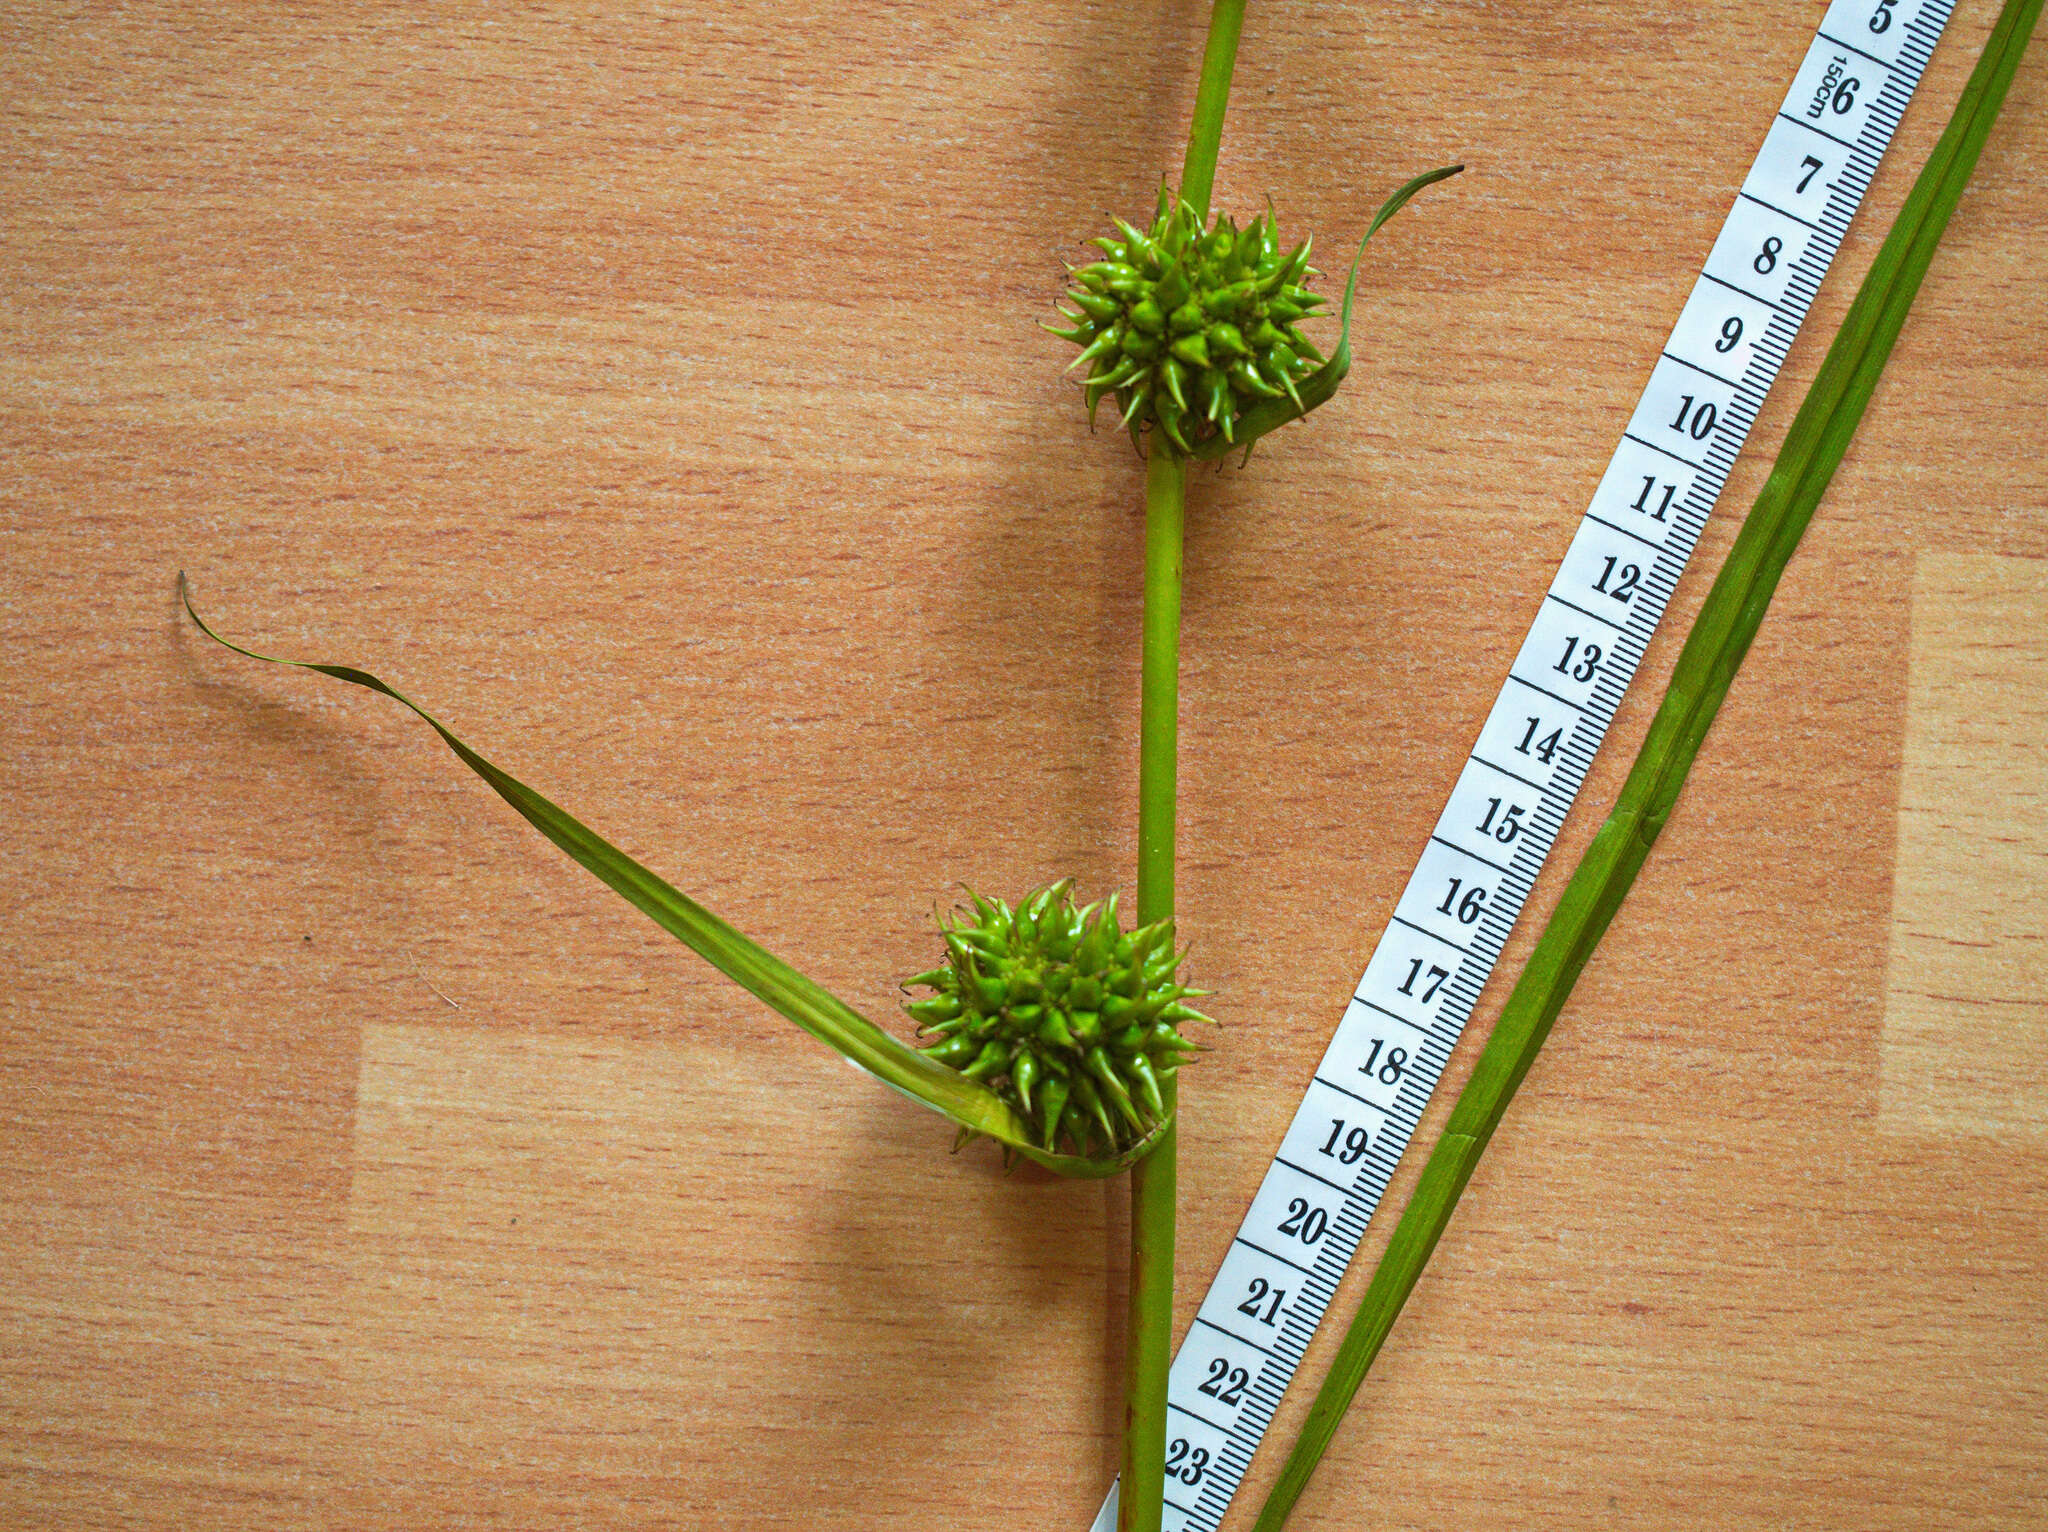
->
xmin=1050 ymin=185 xmax=1327 ymax=454
xmin=904 ymin=881 xmax=1209 ymax=1156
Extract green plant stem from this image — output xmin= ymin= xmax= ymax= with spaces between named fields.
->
xmin=1179 ymin=0 xmax=1247 ymax=219
xmin=1122 ymin=446 xmax=1186 ymax=1532
xmin=1252 ymin=1 xmax=2043 ymax=1525
xmin=1122 ymin=4 xmax=1240 ymax=1525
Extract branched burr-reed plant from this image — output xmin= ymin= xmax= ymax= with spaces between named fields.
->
xmin=180 ymin=0 xmax=2038 ymax=1525
xmin=181 ymin=4 xmax=1458 ymax=1531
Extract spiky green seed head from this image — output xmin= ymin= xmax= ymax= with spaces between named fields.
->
xmin=904 ymin=880 xmax=1210 ymax=1158
xmin=1051 ymin=185 xmax=1327 ymax=455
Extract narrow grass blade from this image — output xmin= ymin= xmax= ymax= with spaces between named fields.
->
xmin=1253 ymin=1 xmax=2042 ymax=1523
xmin=1190 ymin=164 xmax=1462 ymax=462
xmin=178 ymin=576 xmax=1166 ymax=1180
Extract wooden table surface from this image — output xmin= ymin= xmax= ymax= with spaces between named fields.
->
xmin=5 ymin=3 xmax=2044 ymax=1528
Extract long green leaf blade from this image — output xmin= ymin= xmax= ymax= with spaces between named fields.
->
xmin=1190 ymin=164 xmax=1461 ymax=461
xmin=1253 ymin=1 xmax=2042 ymax=1522
xmin=179 ymin=577 xmax=1165 ymax=1180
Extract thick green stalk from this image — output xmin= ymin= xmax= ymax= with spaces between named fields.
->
xmin=1136 ymin=440 xmax=1187 ymax=927
xmin=1179 ymin=0 xmax=1247 ymax=220
xmin=1253 ymin=2 xmax=2043 ymax=1525
xmin=1122 ymin=446 xmax=1186 ymax=1532
xmin=1120 ymin=4 xmax=1244 ymax=1525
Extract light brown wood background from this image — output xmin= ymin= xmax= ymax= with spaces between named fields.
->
xmin=4 ymin=2 xmax=2044 ymax=1528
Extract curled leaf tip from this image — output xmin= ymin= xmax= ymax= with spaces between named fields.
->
xmin=1187 ymin=163 xmax=1464 ymax=462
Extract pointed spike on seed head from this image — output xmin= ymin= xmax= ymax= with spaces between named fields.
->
xmin=1128 ymin=297 xmax=1167 ymax=335
xmin=1275 ymin=358 xmax=1305 ymax=412
xmin=1039 ymin=1075 xmax=1070 ymax=1151
xmin=1012 ymin=1048 xmax=1040 ymax=1113
xmin=1093 ymin=357 xmax=1142 ymax=392
xmin=1154 ymin=262 xmax=1190 ymax=313
xmin=1084 ymin=1048 xmax=1143 ymax=1126
xmin=1084 ymin=378 xmax=1115 ymax=429
xmin=1130 ymin=919 xmax=1172 ymax=955
xmin=1233 ymin=221 xmax=1262 ymax=270
xmin=1120 ymin=331 xmax=1161 ymax=364
xmin=1202 ymin=369 xmax=1229 ymax=420
xmin=1038 ymin=1007 xmax=1077 ymax=1050
xmin=1065 ymin=326 xmax=1121 ymax=375
xmin=1231 ymin=358 xmax=1283 ymax=397
xmin=1127 ymin=1053 xmax=1165 ymax=1118
xmin=905 ymin=996 xmax=960 ymax=1028
xmin=960 ymin=1039 xmax=1009 ymax=1081
xmin=1145 ymin=1020 xmax=1192 ymax=1052
xmin=921 ymin=1033 xmax=979 ymax=1067
xmin=1206 ymin=321 xmax=1250 ymax=359
xmin=1070 ymin=1073 xmax=1115 ymax=1142
xmin=1069 ymin=288 xmax=1122 ymax=320
xmin=1259 ymin=355 xmax=1299 ymax=394
xmin=1160 ymin=357 xmax=1189 ymax=412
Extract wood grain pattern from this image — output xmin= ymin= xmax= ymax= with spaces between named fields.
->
xmin=3 ymin=3 xmax=2044 ymax=1528
xmin=1884 ymin=552 xmax=2047 ymax=1134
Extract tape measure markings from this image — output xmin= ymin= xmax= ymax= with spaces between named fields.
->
xmin=1089 ymin=3 xmax=1956 ymax=1528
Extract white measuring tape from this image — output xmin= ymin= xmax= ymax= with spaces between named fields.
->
xmin=1091 ymin=1 xmax=1953 ymax=1525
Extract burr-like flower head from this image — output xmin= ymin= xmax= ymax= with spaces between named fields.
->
xmin=904 ymin=881 xmax=1209 ymax=1157
xmin=1050 ymin=185 xmax=1326 ymax=455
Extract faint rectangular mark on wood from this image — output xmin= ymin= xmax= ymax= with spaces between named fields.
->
xmin=1882 ymin=552 xmax=2047 ymax=1135
xmin=339 ymin=1024 xmax=1116 ymax=1526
